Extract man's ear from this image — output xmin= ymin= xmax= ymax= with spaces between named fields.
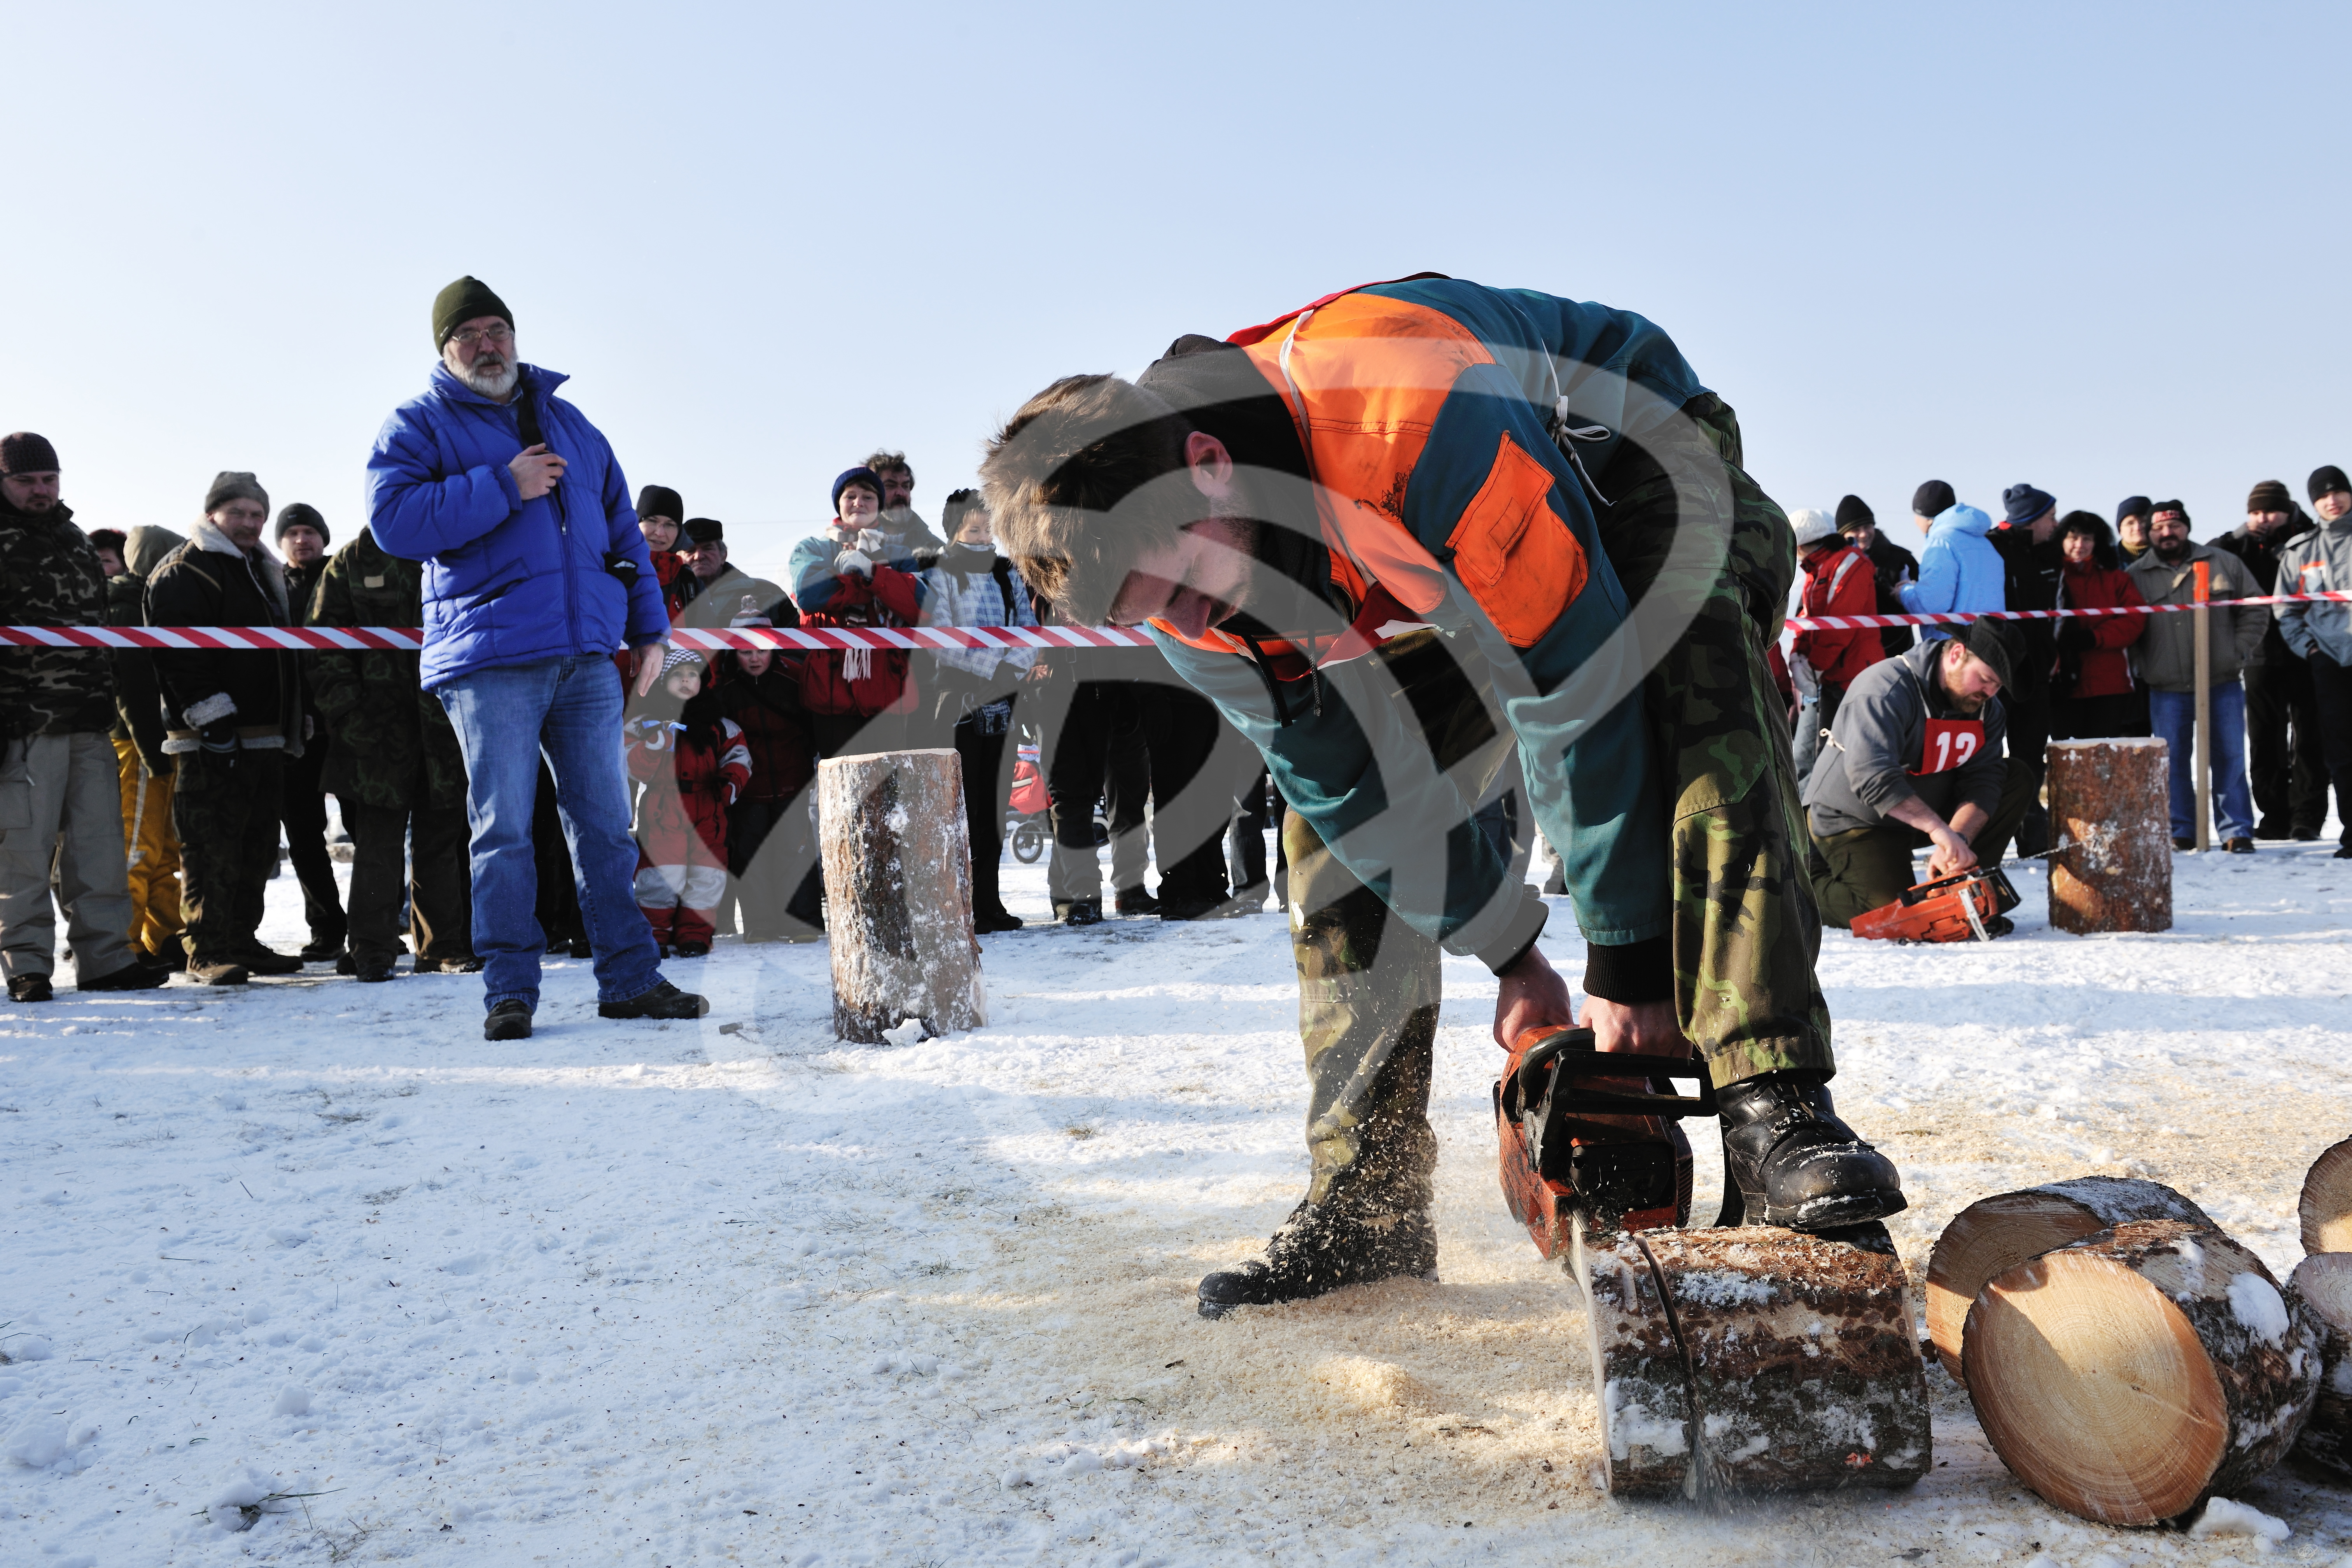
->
xmin=1185 ymin=431 xmax=1234 ymax=500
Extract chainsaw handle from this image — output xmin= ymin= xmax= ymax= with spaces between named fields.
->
xmin=1509 ymin=1024 xmax=1715 ymax=1119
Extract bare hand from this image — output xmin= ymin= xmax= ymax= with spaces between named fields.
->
xmin=1578 ymin=996 xmax=1693 ymax=1059
xmin=511 ymin=443 xmax=567 ymax=500
xmin=1926 ymin=827 xmax=1979 ymax=878
xmin=1492 ymin=946 xmax=1575 ymax=1049
xmin=632 ymin=643 xmax=663 ymax=697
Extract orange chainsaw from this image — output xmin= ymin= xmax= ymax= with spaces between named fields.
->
xmin=1493 ymin=1024 xmax=1706 ymax=1259
xmin=1850 ymin=866 xmax=2020 ymax=944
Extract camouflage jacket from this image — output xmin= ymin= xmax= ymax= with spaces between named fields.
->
xmin=306 ymin=528 xmax=466 ymax=810
xmin=0 ymin=497 xmax=114 ymax=738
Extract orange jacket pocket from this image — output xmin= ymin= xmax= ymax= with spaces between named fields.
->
xmin=1445 ymin=431 xmax=1586 ymax=648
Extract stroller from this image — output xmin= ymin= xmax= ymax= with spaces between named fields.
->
xmin=1006 ymin=740 xmax=1052 ymax=863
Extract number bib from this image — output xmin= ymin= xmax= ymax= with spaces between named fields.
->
xmin=1916 ymin=718 xmax=1984 ymax=776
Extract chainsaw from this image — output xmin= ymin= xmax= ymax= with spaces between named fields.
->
xmin=1850 ymin=865 xmax=2020 ymax=944
xmin=1493 ymin=1023 xmax=1712 ymax=1257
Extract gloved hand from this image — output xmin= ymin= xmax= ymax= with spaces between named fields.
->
xmin=835 ymin=550 xmax=873 ymax=578
xmin=198 ymin=721 xmax=238 ymax=761
xmin=1788 ymin=651 xmax=1820 ymax=699
xmin=856 ymin=528 xmax=887 ymax=556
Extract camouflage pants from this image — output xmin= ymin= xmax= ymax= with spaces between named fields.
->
xmin=1286 ymin=394 xmax=1832 ymax=1216
xmin=173 ymin=748 xmax=283 ymax=962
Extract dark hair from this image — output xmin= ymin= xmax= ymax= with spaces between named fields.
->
xmin=863 ymin=449 xmax=912 ymax=483
xmin=2058 ymin=510 xmax=2116 ymax=569
xmin=941 ymin=487 xmax=985 ymax=537
xmin=87 ymin=527 xmax=127 ymax=555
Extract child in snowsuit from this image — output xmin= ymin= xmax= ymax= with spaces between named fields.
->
xmin=626 ymin=646 xmax=751 ymax=957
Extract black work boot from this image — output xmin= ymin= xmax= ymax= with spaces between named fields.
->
xmin=1197 ymin=1200 xmax=1437 ymax=1319
xmin=1714 ymin=1072 xmax=1906 ymax=1232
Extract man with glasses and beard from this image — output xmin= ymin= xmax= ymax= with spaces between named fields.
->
xmin=367 ymin=276 xmax=707 ymax=1041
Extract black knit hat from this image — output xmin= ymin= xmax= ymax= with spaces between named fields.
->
xmin=432 ymin=275 xmax=513 ymax=351
xmin=203 ymin=471 xmax=269 ymax=516
xmin=2309 ymin=466 xmax=2350 ymax=503
xmin=635 ymin=485 xmax=684 ymax=523
xmin=682 ymin=518 xmax=724 ymax=545
xmin=274 ymin=502 xmax=329 ymax=547
xmin=2247 ymin=479 xmax=2294 ymax=515
xmin=1835 ymin=494 xmax=1874 ymax=532
xmin=2115 ymin=494 xmax=2152 ymax=525
xmin=1959 ymin=618 xmax=2015 ymax=690
xmin=2001 ymin=483 xmax=2057 ymax=527
xmin=1912 ymin=480 xmax=1956 ymax=518
xmin=0 ymin=431 xmax=59 ymax=475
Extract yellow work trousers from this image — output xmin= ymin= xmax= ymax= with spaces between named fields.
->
xmin=113 ymin=738 xmax=184 ymax=959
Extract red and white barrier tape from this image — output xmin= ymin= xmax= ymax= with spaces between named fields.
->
xmin=3 ymin=592 xmax=2347 ymax=651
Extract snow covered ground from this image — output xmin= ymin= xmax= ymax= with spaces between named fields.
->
xmin=4 ymin=831 xmax=2351 ymax=1566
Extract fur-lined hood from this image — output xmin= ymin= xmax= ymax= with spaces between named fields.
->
xmin=187 ymin=515 xmax=290 ymax=621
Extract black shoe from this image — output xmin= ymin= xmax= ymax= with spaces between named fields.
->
xmin=2292 ymin=827 xmax=2321 ymax=842
xmin=239 ymin=945 xmax=304 ymax=976
xmin=2225 ymin=836 xmax=2255 ymax=854
xmin=2173 ymin=836 xmax=2196 ymax=851
xmin=1059 ymin=900 xmax=1102 ymax=927
xmin=334 ymin=951 xmax=355 ymax=976
xmin=299 ymin=935 xmax=346 ymax=963
xmin=2336 ymin=844 xmax=2352 ymax=860
xmin=354 ymin=957 xmax=397 ymax=983
xmin=1157 ymin=898 xmax=1230 ymax=922
xmin=142 ymin=944 xmax=189 ymax=973
xmin=597 ymin=980 xmax=709 ymax=1021
xmin=1714 ymin=1073 xmax=1907 ymax=1232
xmin=187 ymin=957 xmax=250 ymax=987
xmin=1198 ymin=1201 xmax=1437 ymax=1319
xmin=7 ymin=974 xmax=53 ymax=1003
xmin=569 ymin=936 xmax=594 ymax=958
xmin=80 ymin=961 xmax=170 ymax=992
xmin=484 ymin=999 xmax=533 ymax=1040
xmin=975 ymin=908 xmax=1026 ymax=934
xmin=2256 ymin=817 xmax=2289 ymax=840
xmin=672 ymin=940 xmax=711 ymax=959
xmin=545 ymin=936 xmax=570 ymax=955
xmin=1981 ymin=914 xmax=2015 ymax=939
xmin=1114 ymin=888 xmax=1161 ymax=916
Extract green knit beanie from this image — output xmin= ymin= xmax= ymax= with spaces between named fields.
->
xmin=432 ymin=276 xmax=513 ymax=351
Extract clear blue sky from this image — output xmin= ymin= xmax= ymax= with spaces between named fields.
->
xmin=8 ymin=2 xmax=2348 ymax=580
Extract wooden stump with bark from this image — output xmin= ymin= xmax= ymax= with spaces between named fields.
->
xmin=817 ymin=749 xmax=986 ymax=1043
xmin=2046 ymin=738 xmax=2172 ymax=934
xmin=1963 ymin=1219 xmax=2322 ymax=1526
xmin=2288 ymin=1252 xmax=2352 ymax=1477
xmin=2302 ymin=1137 xmax=2352 ymax=1254
xmin=1925 ymin=1177 xmax=2212 ymax=1383
xmin=1566 ymin=1223 xmax=1928 ymax=1497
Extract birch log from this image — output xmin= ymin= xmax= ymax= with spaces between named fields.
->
xmin=2301 ymin=1137 xmax=2352 ymax=1255
xmin=1925 ymin=1177 xmax=2212 ymax=1383
xmin=1634 ymin=1227 xmax=1930 ymax=1494
xmin=1567 ymin=1226 xmax=1692 ymax=1498
xmin=2046 ymin=738 xmax=2172 ymax=933
xmin=2288 ymin=1253 xmax=2352 ymax=1477
xmin=1963 ymin=1220 xmax=2322 ymax=1526
xmin=817 ymin=749 xmax=985 ymax=1042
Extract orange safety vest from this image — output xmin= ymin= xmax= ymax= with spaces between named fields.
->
xmin=1149 ymin=286 xmax=1591 ymax=673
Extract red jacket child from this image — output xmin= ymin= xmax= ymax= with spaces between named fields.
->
xmin=1792 ymin=540 xmax=1886 ymax=689
xmin=625 ymin=648 xmax=751 ymax=955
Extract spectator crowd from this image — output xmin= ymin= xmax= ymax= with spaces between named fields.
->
xmin=5 ymin=278 xmax=2350 ymax=1012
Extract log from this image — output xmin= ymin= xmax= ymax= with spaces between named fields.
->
xmin=2300 ymin=1136 xmax=2352 ymax=1255
xmin=2288 ymin=1253 xmax=2352 ymax=1477
xmin=1636 ymin=1227 xmax=1930 ymax=1495
xmin=816 ymin=749 xmax=985 ymax=1042
xmin=1568 ymin=1226 xmax=1693 ymax=1498
xmin=1962 ymin=1219 xmax=2323 ymax=1526
xmin=2046 ymin=738 xmax=2172 ymax=934
xmin=1925 ymin=1177 xmax=2211 ymax=1384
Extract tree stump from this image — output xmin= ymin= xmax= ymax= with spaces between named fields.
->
xmin=1567 ymin=1224 xmax=1928 ymax=1497
xmin=2046 ymin=738 xmax=2172 ymax=934
xmin=2301 ymin=1137 xmax=2352 ymax=1254
xmin=1925 ymin=1177 xmax=2211 ymax=1384
xmin=817 ymin=749 xmax=985 ymax=1042
xmin=1568 ymin=1227 xmax=1693 ymax=1498
xmin=2288 ymin=1253 xmax=2352 ymax=1477
xmin=1962 ymin=1219 xmax=2322 ymax=1526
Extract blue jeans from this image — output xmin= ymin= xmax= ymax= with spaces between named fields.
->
xmin=436 ymin=654 xmax=663 ymax=1012
xmin=2149 ymin=681 xmax=2254 ymax=841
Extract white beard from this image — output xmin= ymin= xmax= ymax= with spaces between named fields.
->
xmin=450 ymin=352 xmax=520 ymax=400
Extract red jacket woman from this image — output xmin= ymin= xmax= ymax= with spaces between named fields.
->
xmin=2050 ymin=513 xmax=2149 ymax=739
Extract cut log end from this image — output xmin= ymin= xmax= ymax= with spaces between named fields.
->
xmin=2289 ymin=1253 xmax=2352 ymax=1478
xmin=2300 ymin=1138 xmax=2352 ymax=1255
xmin=1963 ymin=1220 xmax=2320 ymax=1527
xmin=1925 ymin=1177 xmax=2211 ymax=1385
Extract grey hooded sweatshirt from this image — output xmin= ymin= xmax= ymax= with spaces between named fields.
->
xmin=1802 ymin=638 xmax=2009 ymax=838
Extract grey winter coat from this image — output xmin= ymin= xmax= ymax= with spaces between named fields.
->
xmin=2126 ymin=542 xmax=2265 ymax=691
xmin=1802 ymin=639 xmax=2009 ymax=838
xmin=2275 ymin=511 xmax=2352 ymax=668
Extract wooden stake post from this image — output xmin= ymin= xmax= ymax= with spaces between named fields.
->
xmin=2193 ymin=559 xmax=2212 ymax=852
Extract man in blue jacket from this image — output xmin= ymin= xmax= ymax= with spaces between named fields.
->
xmin=367 ymin=277 xmax=707 ymax=1040
xmin=1899 ymin=483 xmax=2006 ymax=642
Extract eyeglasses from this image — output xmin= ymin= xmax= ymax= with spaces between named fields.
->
xmin=448 ymin=326 xmax=513 ymax=349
